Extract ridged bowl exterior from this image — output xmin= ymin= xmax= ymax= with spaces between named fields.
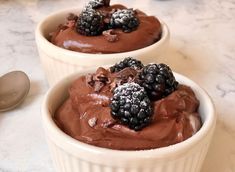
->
xmin=35 ymin=8 xmax=170 ymax=86
xmin=46 ymin=132 xmax=213 ymax=172
xmin=42 ymin=70 xmax=216 ymax=172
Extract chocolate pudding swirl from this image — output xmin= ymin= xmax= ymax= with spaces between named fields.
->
xmin=50 ymin=3 xmax=162 ymax=54
xmin=54 ymin=67 xmax=202 ymax=150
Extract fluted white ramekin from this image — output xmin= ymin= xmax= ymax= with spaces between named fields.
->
xmin=41 ymin=69 xmax=216 ymax=172
xmin=35 ymin=8 xmax=170 ymax=86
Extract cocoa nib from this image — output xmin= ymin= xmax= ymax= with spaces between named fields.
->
xmin=108 ymin=67 xmax=138 ymax=91
xmin=94 ymin=67 xmax=110 ymax=83
xmin=94 ymin=81 xmax=105 ymax=92
xmin=103 ymin=29 xmax=118 ymax=42
xmin=115 ymin=67 xmax=138 ymax=83
xmin=86 ymin=74 xmax=95 ymax=87
xmin=86 ymin=67 xmax=111 ymax=92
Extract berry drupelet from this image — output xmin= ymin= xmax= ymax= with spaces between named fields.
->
xmin=138 ymin=63 xmax=178 ymax=100
xmin=110 ymin=57 xmax=144 ymax=73
xmin=110 ymin=9 xmax=140 ymax=32
xmin=110 ymin=82 xmax=152 ymax=131
xmin=76 ymin=8 xmax=104 ymax=36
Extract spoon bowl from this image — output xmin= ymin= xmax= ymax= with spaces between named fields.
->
xmin=0 ymin=71 xmax=30 ymax=112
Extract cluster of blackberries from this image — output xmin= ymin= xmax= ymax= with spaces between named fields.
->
xmin=110 ymin=57 xmax=178 ymax=130
xmin=76 ymin=0 xmax=140 ymax=36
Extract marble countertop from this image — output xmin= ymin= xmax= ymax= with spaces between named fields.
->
xmin=0 ymin=0 xmax=235 ymax=171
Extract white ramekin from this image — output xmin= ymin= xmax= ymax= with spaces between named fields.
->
xmin=35 ymin=8 xmax=170 ymax=86
xmin=41 ymin=69 xmax=216 ymax=172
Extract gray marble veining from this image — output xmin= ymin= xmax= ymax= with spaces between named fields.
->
xmin=0 ymin=0 xmax=235 ymax=171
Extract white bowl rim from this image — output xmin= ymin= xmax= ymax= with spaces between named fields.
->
xmin=41 ymin=69 xmax=216 ymax=159
xmin=35 ymin=7 xmax=170 ymax=59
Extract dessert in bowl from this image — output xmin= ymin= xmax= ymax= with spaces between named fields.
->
xmin=35 ymin=0 xmax=170 ymax=86
xmin=42 ymin=58 xmax=216 ymax=172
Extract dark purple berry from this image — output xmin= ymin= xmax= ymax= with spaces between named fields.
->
xmin=110 ymin=9 xmax=139 ymax=32
xmin=87 ymin=0 xmax=110 ymax=9
xmin=110 ymin=57 xmax=143 ymax=73
xmin=138 ymin=63 xmax=178 ymax=100
xmin=76 ymin=8 xmax=104 ymax=36
xmin=110 ymin=82 xmax=152 ymax=130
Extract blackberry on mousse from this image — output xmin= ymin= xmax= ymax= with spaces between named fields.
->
xmin=109 ymin=9 xmax=140 ymax=32
xmin=50 ymin=0 xmax=162 ymax=53
xmin=87 ymin=0 xmax=110 ymax=9
xmin=138 ymin=63 xmax=178 ymax=100
xmin=76 ymin=8 xmax=104 ymax=36
xmin=111 ymin=82 xmax=152 ymax=131
xmin=110 ymin=57 xmax=144 ymax=73
xmin=54 ymin=58 xmax=201 ymax=150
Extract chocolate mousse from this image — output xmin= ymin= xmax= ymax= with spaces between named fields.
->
xmin=54 ymin=58 xmax=202 ymax=150
xmin=50 ymin=0 xmax=162 ymax=54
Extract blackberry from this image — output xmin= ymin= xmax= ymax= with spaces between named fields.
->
xmin=110 ymin=9 xmax=139 ymax=32
xmin=87 ymin=0 xmax=110 ymax=9
xmin=139 ymin=63 xmax=178 ymax=100
xmin=76 ymin=8 xmax=104 ymax=36
xmin=87 ymin=0 xmax=105 ymax=9
xmin=110 ymin=57 xmax=144 ymax=73
xmin=110 ymin=82 xmax=152 ymax=130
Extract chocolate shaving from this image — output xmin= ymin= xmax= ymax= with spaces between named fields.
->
xmin=98 ymin=76 xmax=109 ymax=83
xmin=86 ymin=74 xmax=95 ymax=87
xmin=109 ymin=68 xmax=139 ymax=91
xmin=94 ymin=81 xmax=105 ymax=92
xmin=94 ymin=67 xmax=111 ymax=83
xmin=96 ymin=67 xmax=109 ymax=75
xmin=102 ymin=29 xmax=118 ymax=42
xmin=86 ymin=68 xmax=112 ymax=92
xmin=116 ymin=67 xmax=138 ymax=77
xmin=115 ymin=67 xmax=138 ymax=84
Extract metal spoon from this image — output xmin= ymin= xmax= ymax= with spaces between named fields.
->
xmin=0 ymin=71 xmax=30 ymax=112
